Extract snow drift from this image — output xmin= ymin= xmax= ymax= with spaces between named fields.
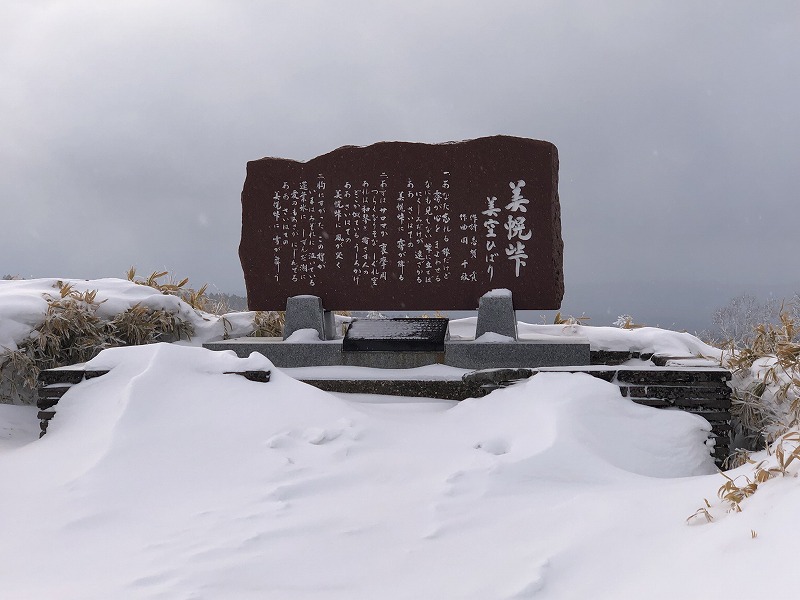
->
xmin=0 ymin=344 xmax=717 ymax=598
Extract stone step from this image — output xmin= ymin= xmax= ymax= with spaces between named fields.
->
xmin=37 ymin=369 xmax=109 ymax=385
xmin=614 ymin=369 xmax=731 ymax=385
xmin=623 ymin=385 xmax=730 ymax=399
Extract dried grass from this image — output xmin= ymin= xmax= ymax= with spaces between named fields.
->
xmin=111 ymin=304 xmax=194 ymax=345
xmin=250 ymin=311 xmax=285 ymax=337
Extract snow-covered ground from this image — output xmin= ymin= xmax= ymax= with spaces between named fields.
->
xmin=3 ymin=278 xmax=796 ymax=598
xmin=1 ymin=343 xmax=797 ymax=599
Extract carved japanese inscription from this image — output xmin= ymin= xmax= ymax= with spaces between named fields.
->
xmin=240 ymin=135 xmax=564 ymax=311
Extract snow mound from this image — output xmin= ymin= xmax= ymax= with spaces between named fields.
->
xmin=450 ymin=372 xmax=715 ymax=481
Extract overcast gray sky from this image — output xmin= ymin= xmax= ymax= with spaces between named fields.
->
xmin=2 ymin=1 xmax=798 ymax=331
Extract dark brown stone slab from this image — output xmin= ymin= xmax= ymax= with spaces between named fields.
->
xmin=240 ymin=135 xmax=563 ymax=311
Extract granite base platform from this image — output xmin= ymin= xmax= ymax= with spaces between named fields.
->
xmin=203 ymin=336 xmax=590 ymax=369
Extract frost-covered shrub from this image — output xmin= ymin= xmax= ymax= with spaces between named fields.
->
xmin=711 ymin=294 xmax=782 ymax=348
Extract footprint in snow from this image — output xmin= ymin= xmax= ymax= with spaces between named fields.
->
xmin=302 ymin=427 xmax=342 ymax=445
xmin=303 ymin=418 xmax=358 ymax=445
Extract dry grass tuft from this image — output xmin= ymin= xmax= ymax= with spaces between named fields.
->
xmin=553 ymin=312 xmax=590 ymax=326
xmin=689 ymin=429 xmax=800 ymax=523
xmin=126 ymin=267 xmax=218 ymax=313
xmin=111 ymin=304 xmax=194 ymax=345
xmin=687 ymin=499 xmax=715 ymax=524
xmin=716 ymin=472 xmax=758 ymax=511
xmin=613 ymin=314 xmax=645 ymax=329
xmin=250 ymin=311 xmax=285 ymax=337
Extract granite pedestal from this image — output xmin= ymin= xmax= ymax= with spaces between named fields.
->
xmin=204 ymin=336 xmax=589 ymax=369
xmin=475 ymin=289 xmax=518 ymax=340
xmin=221 ymin=291 xmax=589 ymax=369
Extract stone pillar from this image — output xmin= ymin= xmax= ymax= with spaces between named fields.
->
xmin=475 ymin=289 xmax=518 ymax=340
xmin=323 ymin=310 xmax=338 ymax=339
xmin=283 ymin=295 xmax=326 ymax=340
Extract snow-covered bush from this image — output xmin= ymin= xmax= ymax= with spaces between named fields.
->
xmin=0 ymin=277 xmax=266 ymax=405
xmin=0 ymin=281 xmax=196 ymax=404
xmin=724 ymin=308 xmax=800 ymax=451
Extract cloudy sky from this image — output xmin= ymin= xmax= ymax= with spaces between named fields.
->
xmin=2 ymin=1 xmax=798 ymax=331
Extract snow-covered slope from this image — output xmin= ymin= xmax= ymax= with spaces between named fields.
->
xmin=0 ymin=343 xmax=727 ymax=599
xmin=7 ymin=277 xmax=794 ymax=598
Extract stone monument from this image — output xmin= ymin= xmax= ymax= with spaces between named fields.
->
xmin=207 ymin=135 xmax=589 ymax=369
xmin=239 ymin=135 xmax=564 ymax=311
